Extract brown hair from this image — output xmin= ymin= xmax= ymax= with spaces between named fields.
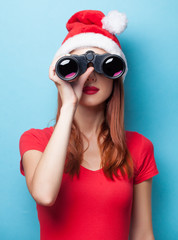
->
xmin=53 ymin=76 xmax=134 ymax=181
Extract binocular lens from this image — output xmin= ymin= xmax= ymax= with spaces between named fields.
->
xmin=56 ymin=58 xmax=78 ymax=79
xmin=103 ymin=56 xmax=125 ymax=78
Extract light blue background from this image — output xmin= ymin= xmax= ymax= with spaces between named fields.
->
xmin=0 ymin=0 xmax=177 ymax=239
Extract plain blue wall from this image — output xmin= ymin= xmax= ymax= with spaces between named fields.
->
xmin=0 ymin=0 xmax=177 ymax=239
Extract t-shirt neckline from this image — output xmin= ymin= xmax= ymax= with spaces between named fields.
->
xmin=80 ymin=165 xmax=103 ymax=173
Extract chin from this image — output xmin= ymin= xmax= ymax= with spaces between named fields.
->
xmin=78 ymin=98 xmax=106 ymax=109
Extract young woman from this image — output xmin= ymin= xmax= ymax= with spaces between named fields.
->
xmin=19 ymin=10 xmax=159 ymax=240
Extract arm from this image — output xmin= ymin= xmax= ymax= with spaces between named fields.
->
xmin=22 ymin=104 xmax=75 ymax=206
xmin=129 ymin=178 xmax=155 ymax=240
xmin=22 ymin=60 xmax=94 ymax=207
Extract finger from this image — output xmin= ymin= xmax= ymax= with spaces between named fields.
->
xmin=75 ymin=66 xmax=95 ymax=86
xmin=49 ymin=64 xmax=64 ymax=83
xmin=81 ymin=66 xmax=94 ymax=80
xmin=49 ymin=55 xmax=64 ymax=73
xmin=70 ymin=67 xmax=94 ymax=89
xmin=49 ymin=55 xmax=69 ymax=81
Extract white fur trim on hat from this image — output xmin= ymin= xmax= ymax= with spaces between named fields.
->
xmin=101 ymin=10 xmax=128 ymax=35
xmin=53 ymin=32 xmax=128 ymax=80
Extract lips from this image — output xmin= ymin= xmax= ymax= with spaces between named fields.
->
xmin=83 ymin=86 xmax=99 ymax=91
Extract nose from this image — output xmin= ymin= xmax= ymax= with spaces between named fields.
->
xmin=86 ymin=69 xmax=97 ymax=83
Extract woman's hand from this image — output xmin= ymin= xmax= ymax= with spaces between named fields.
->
xmin=49 ymin=55 xmax=94 ymax=107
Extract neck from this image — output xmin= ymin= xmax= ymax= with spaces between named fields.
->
xmin=74 ymin=103 xmax=105 ymax=138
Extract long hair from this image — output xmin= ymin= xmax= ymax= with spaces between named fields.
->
xmin=53 ymin=76 xmax=134 ymax=181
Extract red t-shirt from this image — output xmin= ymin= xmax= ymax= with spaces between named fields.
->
xmin=19 ymin=127 xmax=159 ymax=240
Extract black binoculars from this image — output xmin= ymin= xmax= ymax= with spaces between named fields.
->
xmin=55 ymin=50 xmax=126 ymax=82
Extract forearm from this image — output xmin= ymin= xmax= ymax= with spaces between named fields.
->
xmin=129 ymin=232 xmax=155 ymax=240
xmin=32 ymin=104 xmax=76 ymax=206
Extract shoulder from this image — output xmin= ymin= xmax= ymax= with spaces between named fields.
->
xmin=125 ymin=131 xmax=159 ymax=184
xmin=19 ymin=127 xmax=54 ymax=176
xmin=125 ymin=130 xmax=154 ymax=149
xmin=19 ymin=126 xmax=54 ymax=154
xmin=125 ymin=130 xmax=154 ymax=160
xmin=20 ymin=126 xmax=54 ymax=141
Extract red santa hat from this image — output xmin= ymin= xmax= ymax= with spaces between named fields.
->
xmin=53 ymin=10 xmax=128 ymax=80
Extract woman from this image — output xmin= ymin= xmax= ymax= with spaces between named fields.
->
xmin=19 ymin=10 xmax=159 ymax=240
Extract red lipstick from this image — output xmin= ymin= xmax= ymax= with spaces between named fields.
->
xmin=83 ymin=86 xmax=99 ymax=95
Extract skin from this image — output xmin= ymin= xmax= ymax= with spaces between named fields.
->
xmin=69 ymin=47 xmax=114 ymax=169
xmin=70 ymin=47 xmax=114 ymax=139
xmin=129 ymin=178 xmax=155 ymax=240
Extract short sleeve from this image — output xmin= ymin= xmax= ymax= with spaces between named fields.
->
xmin=133 ymin=137 xmax=159 ymax=184
xmin=19 ymin=128 xmax=46 ymax=176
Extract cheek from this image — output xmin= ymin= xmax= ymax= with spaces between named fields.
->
xmin=103 ymin=79 xmax=114 ymax=97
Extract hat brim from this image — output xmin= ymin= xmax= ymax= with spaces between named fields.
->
xmin=53 ymin=32 xmax=128 ymax=80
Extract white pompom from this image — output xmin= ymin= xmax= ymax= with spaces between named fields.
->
xmin=101 ymin=10 xmax=128 ymax=35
